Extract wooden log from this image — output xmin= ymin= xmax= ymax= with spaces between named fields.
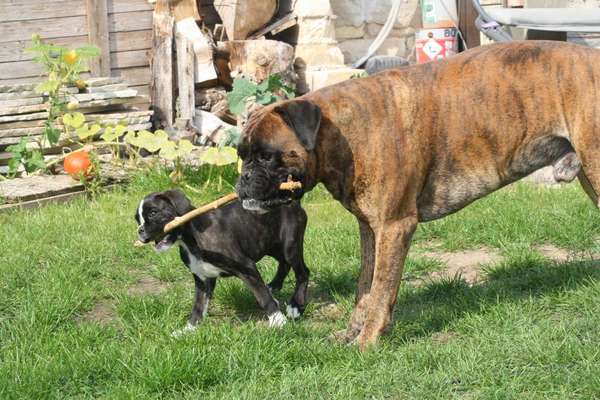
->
xmin=213 ymin=0 xmax=277 ymax=40
xmin=171 ymin=0 xmax=201 ymax=22
xmin=151 ymin=2 xmax=175 ymax=130
xmin=217 ymin=40 xmax=296 ymax=84
xmin=86 ymin=0 xmax=111 ymax=77
xmin=175 ymin=34 xmax=195 ymax=124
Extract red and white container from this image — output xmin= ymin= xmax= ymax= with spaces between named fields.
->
xmin=415 ymin=27 xmax=459 ymax=64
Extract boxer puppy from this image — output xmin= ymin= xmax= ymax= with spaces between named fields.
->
xmin=135 ymin=189 xmax=309 ymax=335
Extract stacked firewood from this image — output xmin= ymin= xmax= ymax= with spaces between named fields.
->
xmin=0 ymin=77 xmax=153 ymax=173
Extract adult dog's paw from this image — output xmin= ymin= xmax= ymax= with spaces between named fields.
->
xmin=170 ymin=322 xmax=198 ymax=338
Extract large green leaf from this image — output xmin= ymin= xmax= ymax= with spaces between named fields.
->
xmin=159 ymin=139 xmax=195 ymax=160
xmin=199 ymin=146 xmax=238 ymax=166
xmin=76 ymin=123 xmax=101 ymax=140
xmin=35 ymin=80 xmax=60 ymax=95
xmin=63 ymin=112 xmax=85 ymax=129
xmin=226 ymin=77 xmax=258 ymax=115
xmin=140 ymin=129 xmax=169 ymax=153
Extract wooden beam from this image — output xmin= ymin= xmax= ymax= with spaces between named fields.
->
xmin=172 ymin=0 xmax=201 ymax=22
xmin=175 ymin=33 xmax=195 ymax=123
xmin=86 ymin=0 xmax=111 ymax=76
xmin=458 ymin=0 xmax=480 ymax=50
xmin=151 ymin=1 xmax=175 ymax=130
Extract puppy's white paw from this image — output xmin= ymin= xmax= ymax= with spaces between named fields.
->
xmin=268 ymin=311 xmax=287 ymax=328
xmin=170 ymin=322 xmax=197 ymax=338
xmin=286 ymin=304 xmax=301 ymax=319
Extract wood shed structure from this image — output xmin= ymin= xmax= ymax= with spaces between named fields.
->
xmin=0 ymin=0 xmax=223 ymax=108
xmin=0 ymin=0 xmax=157 ymax=107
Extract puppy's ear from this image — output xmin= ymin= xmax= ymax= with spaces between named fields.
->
xmin=158 ymin=189 xmax=194 ymax=216
xmin=275 ymin=100 xmax=322 ymax=151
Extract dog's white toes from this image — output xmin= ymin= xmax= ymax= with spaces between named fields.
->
xmin=268 ymin=311 xmax=287 ymax=328
xmin=286 ymin=304 xmax=301 ymax=319
xmin=170 ymin=322 xmax=198 ymax=338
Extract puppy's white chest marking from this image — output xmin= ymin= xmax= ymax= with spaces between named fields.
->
xmin=179 ymin=242 xmax=223 ymax=281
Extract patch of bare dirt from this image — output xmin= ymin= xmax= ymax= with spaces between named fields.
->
xmin=431 ymin=331 xmax=458 ymax=344
xmin=416 ymin=248 xmax=503 ymax=285
xmin=77 ymin=301 xmax=116 ymax=325
xmin=535 ymin=244 xmax=571 ymax=262
xmin=312 ymin=303 xmax=345 ymax=322
xmin=127 ymin=276 xmax=168 ymax=296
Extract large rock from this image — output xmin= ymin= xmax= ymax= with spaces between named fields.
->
xmin=338 ymin=35 xmax=415 ymax=63
xmin=336 ymin=24 xmax=366 ymax=40
xmin=331 ymin=0 xmax=420 ymax=28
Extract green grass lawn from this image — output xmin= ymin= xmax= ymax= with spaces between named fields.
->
xmin=3 ymin=167 xmax=600 ymax=399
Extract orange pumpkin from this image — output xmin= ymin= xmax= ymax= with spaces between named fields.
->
xmin=64 ymin=151 xmax=91 ymax=179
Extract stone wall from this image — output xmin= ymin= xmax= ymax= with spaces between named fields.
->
xmin=331 ymin=0 xmax=422 ymax=64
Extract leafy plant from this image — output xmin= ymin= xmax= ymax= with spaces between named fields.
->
xmin=7 ymin=35 xmax=99 ymax=176
xmin=227 ymin=75 xmax=295 ymax=115
xmin=6 ymin=139 xmax=46 ymax=175
xmin=28 ymin=34 xmax=99 ymax=148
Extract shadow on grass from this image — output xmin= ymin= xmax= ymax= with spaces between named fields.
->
xmin=388 ymin=254 xmax=600 ymax=343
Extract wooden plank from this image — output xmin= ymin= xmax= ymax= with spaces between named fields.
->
xmin=0 ymin=60 xmax=45 ymax=80
xmin=109 ymin=30 xmax=152 ymax=52
xmin=0 ymin=111 xmax=48 ymax=123
xmin=175 ymin=34 xmax=195 ymax=121
xmin=0 ymin=185 xmax=120 ymax=213
xmin=0 ymin=103 xmax=47 ymax=116
xmin=110 ymin=49 xmax=150 ymax=69
xmin=0 ymin=1 xmax=86 ymax=23
xmin=0 ymin=16 xmax=88 ymax=44
xmin=0 ymin=0 xmax=151 ymax=23
xmin=0 ymin=189 xmax=88 ymax=211
xmin=0 ymin=97 xmax=44 ymax=108
xmin=151 ymin=11 xmax=175 ymax=129
xmin=0 ymin=31 xmax=151 ymax=64
xmin=111 ymin=67 xmax=151 ymax=86
xmin=458 ymin=0 xmax=480 ymax=49
xmin=108 ymin=11 xmax=153 ymax=33
xmin=0 ymin=174 xmax=85 ymax=203
xmin=87 ymin=0 xmax=111 ymax=77
xmin=107 ymin=0 xmax=154 ymax=13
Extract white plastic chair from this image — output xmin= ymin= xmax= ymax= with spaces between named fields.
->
xmin=471 ymin=0 xmax=600 ymax=42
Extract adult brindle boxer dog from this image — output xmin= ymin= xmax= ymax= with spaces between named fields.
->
xmin=236 ymin=41 xmax=600 ymax=349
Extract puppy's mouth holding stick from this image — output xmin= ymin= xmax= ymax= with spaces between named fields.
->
xmin=133 ymin=180 xmax=302 ymax=248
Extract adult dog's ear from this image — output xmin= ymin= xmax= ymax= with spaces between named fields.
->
xmin=275 ymin=100 xmax=322 ymax=151
xmin=158 ymin=189 xmax=194 ymax=216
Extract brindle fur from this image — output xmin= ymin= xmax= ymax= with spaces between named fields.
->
xmin=238 ymin=41 xmax=600 ymax=350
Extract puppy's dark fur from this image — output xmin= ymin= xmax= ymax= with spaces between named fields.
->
xmin=135 ymin=189 xmax=309 ymax=331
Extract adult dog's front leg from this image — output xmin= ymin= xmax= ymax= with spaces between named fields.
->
xmin=335 ymin=219 xmax=376 ymax=343
xmin=355 ymin=216 xmax=417 ymax=350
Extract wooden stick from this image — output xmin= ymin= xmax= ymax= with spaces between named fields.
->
xmin=134 ymin=180 xmax=302 ymax=247
xmin=162 ymin=180 xmax=302 ymax=233
xmin=164 ymin=192 xmax=238 ymax=233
